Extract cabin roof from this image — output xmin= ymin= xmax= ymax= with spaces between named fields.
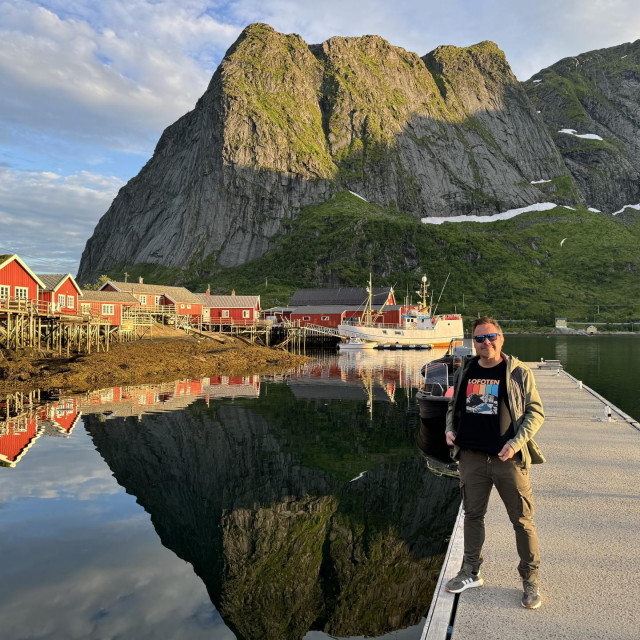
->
xmin=80 ymin=290 xmax=139 ymax=303
xmin=290 ymin=305 xmax=348 ymax=315
xmin=36 ymin=273 xmax=82 ymax=295
xmin=102 ymin=281 xmax=202 ymax=304
xmin=195 ymin=294 xmax=260 ymax=308
xmin=290 ymin=304 xmax=398 ymax=314
xmin=0 ymin=254 xmax=47 ymax=288
xmin=289 ymin=287 xmax=392 ymax=307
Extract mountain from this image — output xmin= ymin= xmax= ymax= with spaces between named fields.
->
xmin=523 ymin=39 xmax=640 ymax=213
xmin=76 ymin=26 xmax=640 ymax=320
xmin=187 ymin=192 xmax=640 ymax=323
xmin=77 ymin=23 xmax=596 ymax=282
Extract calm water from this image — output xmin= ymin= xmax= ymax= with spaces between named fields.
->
xmin=1 ymin=336 xmax=637 ymax=640
xmin=0 ymin=350 xmax=459 ymax=640
xmin=506 ymin=334 xmax=640 ymax=421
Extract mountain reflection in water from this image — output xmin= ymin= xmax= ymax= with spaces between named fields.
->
xmin=1 ymin=350 xmax=461 ymax=640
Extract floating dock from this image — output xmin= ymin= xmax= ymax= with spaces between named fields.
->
xmin=422 ymin=363 xmax=640 ymax=640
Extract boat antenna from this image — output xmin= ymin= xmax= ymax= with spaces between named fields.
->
xmin=432 ymin=272 xmax=451 ymax=316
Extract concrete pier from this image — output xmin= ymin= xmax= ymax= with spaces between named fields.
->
xmin=422 ymin=365 xmax=640 ymax=640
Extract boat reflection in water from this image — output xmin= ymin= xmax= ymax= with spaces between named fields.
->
xmin=1 ymin=352 xmax=461 ymax=640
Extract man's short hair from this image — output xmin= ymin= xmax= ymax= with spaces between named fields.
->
xmin=473 ymin=316 xmax=502 ymax=334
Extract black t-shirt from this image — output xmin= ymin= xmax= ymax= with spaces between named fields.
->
xmin=455 ymin=359 xmax=514 ymax=455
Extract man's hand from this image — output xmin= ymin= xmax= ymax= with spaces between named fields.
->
xmin=445 ymin=431 xmax=456 ymax=447
xmin=498 ymin=443 xmax=515 ymax=461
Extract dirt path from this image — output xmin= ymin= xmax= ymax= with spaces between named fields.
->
xmin=1 ymin=331 xmax=309 ymax=394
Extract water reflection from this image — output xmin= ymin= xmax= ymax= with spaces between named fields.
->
xmin=0 ymin=376 xmax=261 ymax=467
xmin=1 ymin=350 xmax=460 ymax=640
xmin=554 ymin=336 xmax=569 ymax=363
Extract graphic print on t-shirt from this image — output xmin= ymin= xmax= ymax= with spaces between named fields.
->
xmin=465 ymin=377 xmax=500 ymax=415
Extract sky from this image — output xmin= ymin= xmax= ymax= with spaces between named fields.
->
xmin=1 ymin=0 xmax=638 ymax=276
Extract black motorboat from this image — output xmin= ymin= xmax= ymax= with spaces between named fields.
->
xmin=416 ymin=339 xmax=474 ymax=476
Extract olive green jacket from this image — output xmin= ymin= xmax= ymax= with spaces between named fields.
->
xmin=445 ymin=353 xmax=546 ymax=468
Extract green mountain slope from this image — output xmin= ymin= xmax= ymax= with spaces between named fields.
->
xmin=105 ymin=192 xmax=638 ymax=325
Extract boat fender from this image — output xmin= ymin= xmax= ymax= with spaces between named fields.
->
xmin=445 ymin=387 xmax=454 ymax=397
xmin=431 ymin=318 xmax=436 ymax=324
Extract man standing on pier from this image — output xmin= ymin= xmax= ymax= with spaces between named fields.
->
xmin=444 ymin=317 xmax=545 ymax=609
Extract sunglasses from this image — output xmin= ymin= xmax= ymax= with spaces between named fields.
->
xmin=474 ymin=333 xmax=501 ymax=344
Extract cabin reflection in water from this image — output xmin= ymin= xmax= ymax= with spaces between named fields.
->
xmin=0 ymin=376 xmax=259 ymax=467
xmin=0 ymin=392 xmax=81 ymax=467
xmin=82 ymin=382 xmax=460 ymax=640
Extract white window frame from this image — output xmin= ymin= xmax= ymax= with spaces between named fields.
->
xmin=242 ymin=310 xmax=250 ymax=319
xmin=67 ymin=295 xmax=74 ymax=308
xmin=58 ymin=293 xmax=66 ymax=307
xmin=154 ymin=296 xmax=161 ymax=305
xmin=187 ymin=304 xmax=191 ymax=309
xmin=139 ymin=295 xmax=147 ymax=304
xmin=303 ymin=316 xmax=311 ymax=321
xmin=16 ymin=286 xmax=29 ymax=299
xmin=81 ymin=302 xmax=91 ymax=314
xmin=321 ymin=316 xmax=329 ymax=321
xmin=0 ymin=285 xmax=9 ymax=299
xmin=101 ymin=304 xmax=115 ymax=315
xmin=221 ymin=310 xmax=230 ymax=318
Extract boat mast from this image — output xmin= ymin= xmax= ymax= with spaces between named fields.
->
xmin=365 ymin=273 xmax=373 ymax=326
xmin=418 ymin=275 xmax=431 ymax=314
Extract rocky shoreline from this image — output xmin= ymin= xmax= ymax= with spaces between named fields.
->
xmin=0 ymin=334 xmax=309 ymax=395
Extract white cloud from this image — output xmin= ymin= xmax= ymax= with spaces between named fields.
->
xmin=0 ymin=1 xmax=239 ymax=154
xmin=0 ymin=167 xmax=122 ymax=273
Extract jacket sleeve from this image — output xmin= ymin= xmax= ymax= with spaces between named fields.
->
xmin=445 ymin=365 xmax=463 ymax=434
xmin=506 ymin=367 xmax=545 ymax=453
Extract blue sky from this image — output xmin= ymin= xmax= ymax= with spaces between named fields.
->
xmin=1 ymin=0 xmax=638 ymax=275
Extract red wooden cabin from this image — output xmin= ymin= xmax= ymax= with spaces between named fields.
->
xmin=80 ymin=290 xmax=139 ymax=326
xmin=289 ymin=306 xmax=346 ymax=328
xmin=37 ymin=273 xmax=82 ymax=315
xmin=0 ymin=254 xmax=46 ymax=309
xmin=197 ymin=292 xmax=261 ymax=325
xmin=286 ymin=285 xmax=397 ymax=328
xmin=101 ymin=279 xmax=204 ymax=318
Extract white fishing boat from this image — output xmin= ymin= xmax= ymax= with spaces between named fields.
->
xmin=338 ymin=274 xmax=464 ymax=348
xmin=337 ymin=337 xmax=377 ymax=350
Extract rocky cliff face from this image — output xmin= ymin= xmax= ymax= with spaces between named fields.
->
xmin=523 ymin=39 xmax=640 ymax=213
xmin=78 ymin=23 xmax=576 ymax=282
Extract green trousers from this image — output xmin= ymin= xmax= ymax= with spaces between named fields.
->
xmin=459 ymin=448 xmax=540 ymax=579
